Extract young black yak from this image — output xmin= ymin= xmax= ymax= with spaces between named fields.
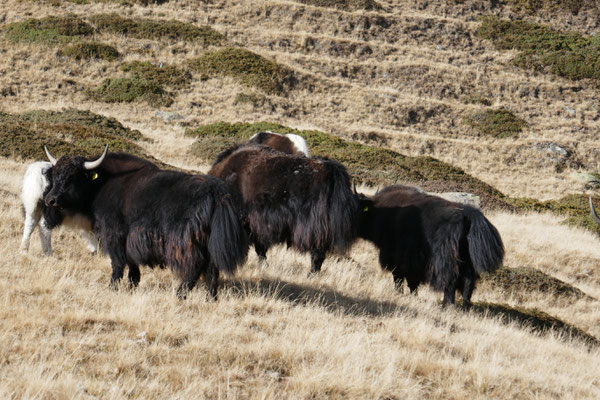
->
xmin=43 ymin=145 xmax=248 ymax=299
xmin=358 ymin=185 xmax=504 ymax=308
xmin=209 ymin=144 xmax=359 ymax=273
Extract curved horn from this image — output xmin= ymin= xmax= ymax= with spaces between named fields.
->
xmin=353 ymin=181 xmax=357 ymax=195
xmin=44 ymin=145 xmax=57 ymax=166
xmin=83 ymin=145 xmax=108 ymax=170
xmin=590 ymin=196 xmax=600 ymax=225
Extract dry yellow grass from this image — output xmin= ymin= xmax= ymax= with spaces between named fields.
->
xmin=2 ymin=0 xmax=600 ymax=398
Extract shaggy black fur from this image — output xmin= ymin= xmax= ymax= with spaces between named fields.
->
xmin=209 ymin=144 xmax=359 ymax=273
xmin=246 ymin=131 xmax=298 ymax=155
xmin=358 ymin=185 xmax=504 ymax=308
xmin=44 ymin=151 xmax=249 ymax=299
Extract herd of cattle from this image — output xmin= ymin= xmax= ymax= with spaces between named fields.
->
xmin=19 ymin=131 xmax=507 ymax=308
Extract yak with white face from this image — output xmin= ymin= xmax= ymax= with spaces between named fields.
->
xmin=43 ymin=146 xmax=248 ymax=299
xmin=247 ymin=131 xmax=310 ymax=157
xmin=20 ymin=159 xmax=97 ymax=256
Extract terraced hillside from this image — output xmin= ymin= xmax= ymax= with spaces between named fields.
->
xmin=1 ymin=0 xmax=600 ymax=398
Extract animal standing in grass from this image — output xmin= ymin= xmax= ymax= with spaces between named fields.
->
xmin=246 ymin=131 xmax=310 ymax=157
xmin=43 ymin=145 xmax=248 ymax=299
xmin=209 ymin=144 xmax=358 ymax=273
xmin=357 ymin=185 xmax=504 ymax=308
xmin=20 ymin=159 xmax=98 ymax=256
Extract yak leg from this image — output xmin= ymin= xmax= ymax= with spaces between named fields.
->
xmin=390 ymin=268 xmax=405 ymax=292
xmin=204 ymin=263 xmax=220 ymax=300
xmin=442 ymin=279 xmax=457 ymax=307
xmin=460 ymin=269 xmax=475 ymax=310
xmin=109 ymin=262 xmax=126 ymax=290
xmin=20 ymin=209 xmax=42 ymax=254
xmin=176 ymin=265 xmax=203 ymax=300
xmin=254 ymin=242 xmax=269 ymax=267
xmin=38 ymin=218 xmax=52 ymax=256
xmin=309 ymin=248 xmax=326 ymax=274
xmin=406 ymin=275 xmax=420 ymax=296
xmin=127 ymin=264 xmax=141 ymax=288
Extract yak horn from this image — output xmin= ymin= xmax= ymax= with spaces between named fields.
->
xmin=353 ymin=181 xmax=357 ymax=194
xmin=590 ymin=196 xmax=600 ymax=225
xmin=44 ymin=145 xmax=58 ymax=166
xmin=84 ymin=145 xmax=108 ymax=170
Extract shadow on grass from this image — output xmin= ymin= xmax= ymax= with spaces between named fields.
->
xmin=225 ymin=276 xmax=411 ymax=318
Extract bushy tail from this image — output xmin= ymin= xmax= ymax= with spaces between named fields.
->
xmin=464 ymin=206 xmax=504 ymax=275
xmin=208 ymin=193 xmax=249 ymax=274
xmin=322 ymin=159 xmax=360 ymax=254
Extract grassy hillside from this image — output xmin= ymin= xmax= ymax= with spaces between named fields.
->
xmin=1 ymin=0 xmax=600 ymax=398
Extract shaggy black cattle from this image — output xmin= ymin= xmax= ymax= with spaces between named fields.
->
xmin=357 ymin=185 xmax=504 ymax=308
xmin=43 ymin=146 xmax=248 ymax=299
xmin=209 ymin=144 xmax=358 ymax=273
xmin=246 ymin=131 xmax=310 ymax=156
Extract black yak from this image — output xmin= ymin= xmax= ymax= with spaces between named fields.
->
xmin=20 ymin=159 xmax=98 ymax=256
xmin=209 ymin=144 xmax=358 ymax=273
xmin=43 ymin=145 xmax=248 ymax=299
xmin=357 ymin=185 xmax=504 ymax=308
xmin=246 ymin=131 xmax=310 ymax=157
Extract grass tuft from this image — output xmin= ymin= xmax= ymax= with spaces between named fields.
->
xmin=476 ymin=16 xmax=600 ymax=81
xmin=185 ymin=121 xmax=511 ymax=209
xmin=88 ymin=13 xmax=226 ymax=44
xmin=466 ymin=108 xmax=527 ymax=139
xmin=292 ymin=0 xmax=382 ymax=10
xmin=62 ymin=41 xmax=120 ymax=61
xmin=481 ymin=266 xmax=588 ymax=300
xmin=187 ymin=48 xmax=298 ymax=95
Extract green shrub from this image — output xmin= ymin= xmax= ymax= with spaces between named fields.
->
xmin=5 ymin=15 xmax=93 ymax=44
xmin=476 ymin=16 xmax=600 ymax=81
xmin=62 ymin=42 xmax=120 ymax=61
xmin=466 ymin=108 xmax=527 ymax=139
xmin=120 ymin=61 xmax=191 ymax=89
xmin=86 ymin=77 xmax=173 ymax=107
xmin=188 ymin=48 xmax=298 ymax=95
xmin=185 ymin=121 xmax=511 ymax=209
xmin=88 ymin=13 xmax=225 ymax=44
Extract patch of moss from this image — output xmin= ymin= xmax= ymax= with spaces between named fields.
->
xmin=466 ymin=108 xmax=527 ymax=139
xmin=292 ymin=0 xmax=381 ymax=10
xmin=476 ymin=16 xmax=600 ymax=81
xmin=504 ymin=0 xmax=592 ymax=15
xmin=62 ymin=42 xmax=120 ymax=61
xmin=481 ymin=267 xmax=588 ymax=300
xmin=185 ymin=121 xmax=512 ymax=209
xmin=5 ymin=15 xmax=93 ymax=44
xmin=471 ymin=301 xmax=599 ymax=348
xmin=187 ymin=48 xmax=298 ymax=95
xmin=120 ymin=61 xmax=191 ymax=89
xmin=509 ymin=194 xmax=600 ymax=234
xmin=86 ymin=77 xmax=173 ymax=108
xmin=0 ymin=109 xmax=147 ymax=161
xmin=88 ymin=13 xmax=225 ymax=45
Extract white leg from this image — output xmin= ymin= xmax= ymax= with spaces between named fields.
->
xmin=39 ymin=218 xmax=52 ymax=256
xmin=20 ymin=210 xmax=41 ymax=253
xmin=80 ymin=230 xmax=98 ymax=254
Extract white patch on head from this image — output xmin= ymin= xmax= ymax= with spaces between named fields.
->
xmin=249 ymin=131 xmax=283 ymax=141
xmin=285 ymin=134 xmax=310 ymax=157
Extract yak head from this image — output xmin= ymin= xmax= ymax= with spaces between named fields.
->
xmin=43 ymin=145 xmax=108 ymax=211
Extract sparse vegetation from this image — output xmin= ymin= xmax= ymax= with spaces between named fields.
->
xmin=504 ymin=0 xmax=593 ymax=15
xmin=476 ymin=16 xmax=600 ymax=81
xmin=62 ymin=41 xmax=120 ymax=61
xmin=509 ymin=194 xmax=600 ymax=234
xmin=88 ymin=13 xmax=226 ymax=44
xmin=5 ymin=15 xmax=92 ymax=44
xmin=87 ymin=77 xmax=173 ymax=107
xmin=120 ymin=61 xmax=191 ymax=89
xmin=0 ymin=109 xmax=147 ymax=160
xmin=293 ymin=0 xmax=381 ymax=10
xmin=185 ymin=121 xmax=512 ymax=209
xmin=188 ymin=48 xmax=298 ymax=95
xmin=466 ymin=108 xmax=527 ymax=139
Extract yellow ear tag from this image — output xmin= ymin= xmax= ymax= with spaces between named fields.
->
xmin=91 ymin=172 xmax=99 ymax=181
xmin=363 ymin=206 xmax=369 ymax=212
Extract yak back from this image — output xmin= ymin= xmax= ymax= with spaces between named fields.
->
xmin=209 ymin=145 xmax=359 ymax=254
